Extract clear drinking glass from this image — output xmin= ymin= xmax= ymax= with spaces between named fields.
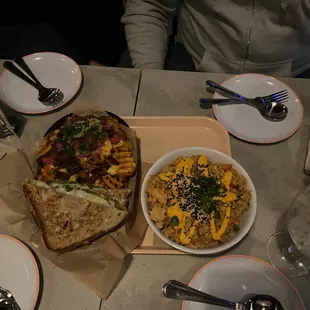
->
xmin=0 ymin=113 xmax=14 ymax=139
xmin=0 ymin=107 xmax=22 ymax=150
xmin=266 ymin=185 xmax=310 ymax=277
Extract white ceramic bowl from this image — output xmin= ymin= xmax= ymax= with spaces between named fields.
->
xmin=141 ymin=147 xmax=257 ymax=255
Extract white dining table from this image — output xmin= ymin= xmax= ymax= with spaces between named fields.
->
xmin=101 ymin=69 xmax=310 ymax=310
xmin=0 ymin=63 xmax=140 ymax=310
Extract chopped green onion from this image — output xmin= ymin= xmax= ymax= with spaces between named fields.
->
xmin=170 ymin=216 xmax=179 ymax=227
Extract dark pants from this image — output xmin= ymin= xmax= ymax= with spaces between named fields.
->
xmin=118 ymin=42 xmax=196 ymax=71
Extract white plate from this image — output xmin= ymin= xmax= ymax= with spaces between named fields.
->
xmin=0 ymin=52 xmax=82 ymax=114
xmin=141 ymin=147 xmax=257 ymax=255
xmin=182 ymin=255 xmax=305 ymax=310
xmin=0 ymin=235 xmax=40 ymax=309
xmin=212 ymin=74 xmax=303 ymax=144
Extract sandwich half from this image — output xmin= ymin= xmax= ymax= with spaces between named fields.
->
xmin=23 ymin=180 xmax=130 ymax=252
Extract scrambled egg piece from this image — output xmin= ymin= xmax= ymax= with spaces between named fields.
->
xmin=117 ymin=140 xmax=133 ymax=152
xmin=213 ymin=192 xmax=237 ymax=203
xmin=94 ymin=178 xmax=104 ymax=186
xmin=213 ymin=171 xmax=236 ymax=202
xmin=159 ymin=171 xmax=174 ymax=182
xmin=38 ymin=138 xmax=51 ymax=156
xmin=99 ymin=139 xmax=112 ymax=160
xmin=107 ymin=165 xmax=119 ymax=175
xmin=149 ymin=188 xmax=168 ymax=206
xmin=167 ymin=203 xmax=185 ymax=229
xmin=40 ymin=165 xmax=55 ymax=181
xmin=112 ymin=140 xmax=124 ymax=149
xmin=38 ymin=130 xmax=60 ymax=155
xmin=198 ymin=155 xmax=209 ymax=176
xmin=210 ymin=207 xmax=231 ymax=240
xmin=176 ymin=157 xmax=194 ymax=175
xmin=68 ymin=174 xmax=78 ymax=182
xmin=167 ymin=203 xmax=199 ymax=244
xmin=222 ymin=170 xmax=233 ymax=190
xmin=49 ymin=135 xmax=57 ymax=143
xmin=180 ymin=217 xmax=200 ymax=245
xmin=171 ymin=182 xmax=179 ymax=196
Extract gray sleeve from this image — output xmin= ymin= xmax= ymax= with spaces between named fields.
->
xmin=122 ymin=0 xmax=178 ymax=69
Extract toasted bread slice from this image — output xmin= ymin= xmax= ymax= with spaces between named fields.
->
xmin=23 ymin=180 xmax=129 ymax=252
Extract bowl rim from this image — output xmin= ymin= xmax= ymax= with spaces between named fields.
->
xmin=140 ymin=147 xmax=257 ymax=255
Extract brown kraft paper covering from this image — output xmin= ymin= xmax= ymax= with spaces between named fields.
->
xmin=0 ymin=107 xmax=148 ymax=299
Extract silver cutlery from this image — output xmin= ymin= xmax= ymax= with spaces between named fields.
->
xmin=14 ymin=57 xmax=64 ymax=106
xmin=3 ymin=60 xmax=64 ymax=107
xmin=199 ymin=98 xmax=244 ymax=107
xmin=163 ymin=280 xmax=284 ymax=310
xmin=0 ymin=117 xmax=14 ymax=139
xmin=206 ymin=80 xmax=289 ymax=104
xmin=203 ymin=80 xmax=288 ymax=122
xmin=0 ymin=286 xmax=21 ymax=310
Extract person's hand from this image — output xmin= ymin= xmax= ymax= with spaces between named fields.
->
xmin=88 ymin=60 xmax=103 ymax=66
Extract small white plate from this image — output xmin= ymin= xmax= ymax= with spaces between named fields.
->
xmin=182 ymin=255 xmax=305 ymax=310
xmin=0 ymin=52 xmax=82 ymax=114
xmin=0 ymin=235 xmax=40 ymax=310
xmin=212 ymin=74 xmax=303 ymax=144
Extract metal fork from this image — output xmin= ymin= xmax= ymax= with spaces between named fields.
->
xmin=206 ymin=80 xmax=289 ymax=105
xmin=3 ymin=61 xmax=64 ymax=107
xmin=203 ymin=80 xmax=288 ymax=121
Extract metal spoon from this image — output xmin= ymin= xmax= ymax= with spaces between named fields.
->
xmin=204 ymin=80 xmax=288 ymax=122
xmin=199 ymin=97 xmax=288 ymax=122
xmin=0 ymin=286 xmax=21 ymax=310
xmin=3 ymin=61 xmax=63 ymax=106
xmin=162 ymin=280 xmax=284 ymax=310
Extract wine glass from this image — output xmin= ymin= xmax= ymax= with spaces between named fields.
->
xmin=0 ymin=107 xmax=23 ymax=151
xmin=266 ymin=184 xmax=310 ymax=277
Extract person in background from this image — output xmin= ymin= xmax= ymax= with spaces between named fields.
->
xmin=0 ymin=1 xmax=125 ymax=67
xmin=121 ymin=0 xmax=310 ymax=77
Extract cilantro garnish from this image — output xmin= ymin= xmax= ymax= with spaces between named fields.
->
xmin=190 ymin=176 xmax=222 ymax=218
xmin=79 ymin=143 xmax=90 ymax=153
xmin=60 ymin=118 xmax=102 ymax=144
xmin=64 ymin=184 xmax=73 ymax=192
xmin=233 ymin=224 xmax=240 ymax=232
xmin=64 ymin=146 xmax=75 ymax=157
xmin=170 ymin=216 xmax=179 ymax=227
xmin=192 ymin=176 xmax=220 ymax=197
xmin=98 ymin=132 xmax=105 ymax=140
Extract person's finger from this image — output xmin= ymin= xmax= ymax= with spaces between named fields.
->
xmin=88 ymin=60 xmax=103 ymax=66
